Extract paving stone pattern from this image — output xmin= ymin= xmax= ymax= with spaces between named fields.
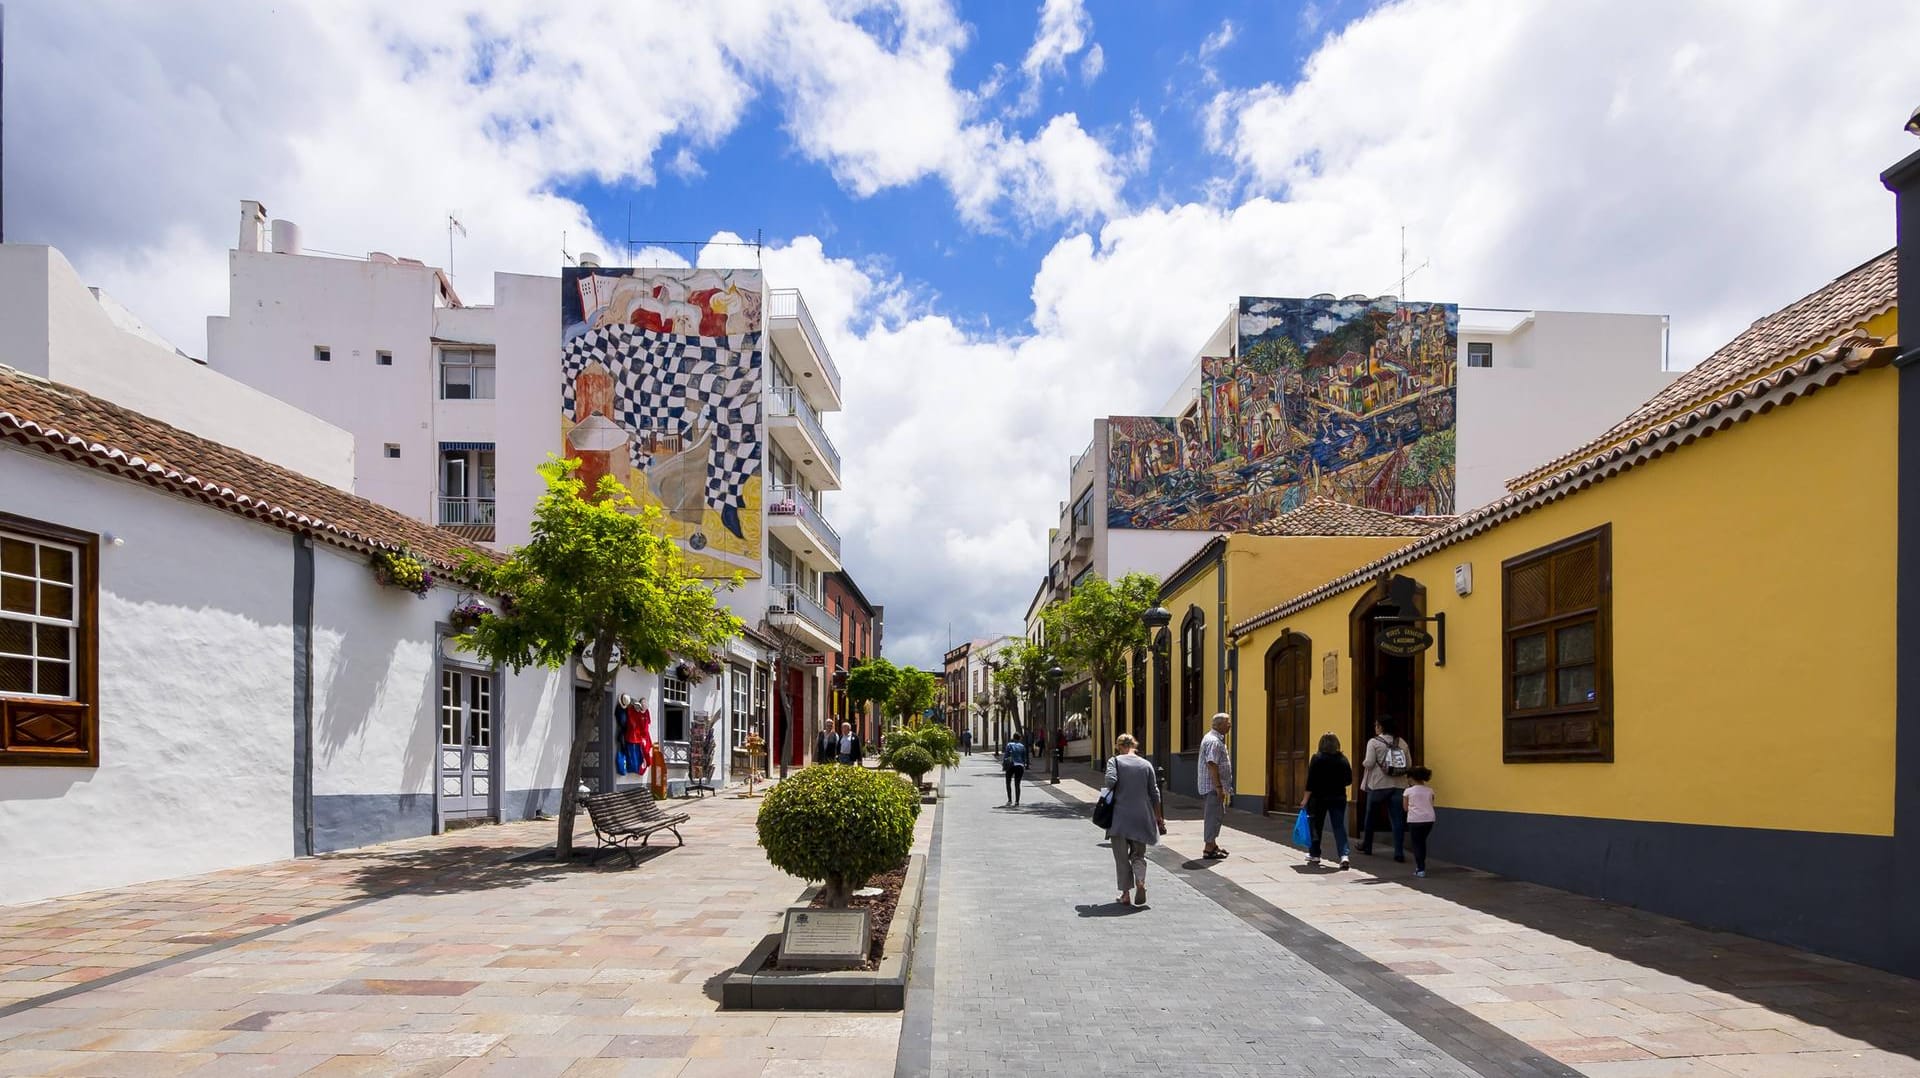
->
xmin=924 ymin=757 xmax=1480 ymax=1077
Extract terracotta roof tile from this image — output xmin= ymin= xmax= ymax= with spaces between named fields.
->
xmin=0 ymin=366 xmax=493 ymax=573
xmin=1250 ymin=498 xmax=1453 ymax=537
xmin=1509 ymin=249 xmax=1897 ymax=492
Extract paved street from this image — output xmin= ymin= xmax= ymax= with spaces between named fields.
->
xmin=0 ymin=791 xmax=911 ymax=1077
xmin=920 ymin=756 xmax=1494 ymax=1077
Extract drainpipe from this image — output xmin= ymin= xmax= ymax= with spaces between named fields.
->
xmin=1216 ymin=542 xmax=1233 ymax=810
xmin=293 ymin=536 xmax=315 ymax=856
xmin=1879 ymin=119 xmax=1920 ymax=976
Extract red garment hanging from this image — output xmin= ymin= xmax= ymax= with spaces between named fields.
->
xmin=626 ymin=705 xmax=654 ymax=774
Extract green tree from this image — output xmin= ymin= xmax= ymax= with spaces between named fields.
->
xmin=757 ymin=765 xmax=918 ymax=906
xmin=1042 ymin=572 xmax=1160 ymax=762
xmin=846 ymin=656 xmax=901 ymax=729
xmin=458 ymin=460 xmax=743 ymax=858
xmin=887 ymin=667 xmax=940 ymax=721
xmin=991 ymin=639 xmax=1056 ymax=738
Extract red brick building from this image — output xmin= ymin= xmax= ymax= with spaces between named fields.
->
xmin=825 ymin=571 xmax=879 ymax=744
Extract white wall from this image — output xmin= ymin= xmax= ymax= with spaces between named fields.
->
xmin=208 ymin=249 xmax=441 ymax=516
xmin=1107 ymin=528 xmax=1218 ymax=585
xmin=1456 ymin=311 xmax=1674 ymax=508
xmin=0 ymin=245 xmax=355 ymax=489
xmin=0 ymin=449 xmax=297 ymax=905
xmin=491 ymin=272 xmax=563 ymax=549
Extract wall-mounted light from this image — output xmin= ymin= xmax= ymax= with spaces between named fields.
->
xmin=1453 ymin=563 xmax=1473 ymax=596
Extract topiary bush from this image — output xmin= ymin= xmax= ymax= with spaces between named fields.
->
xmin=890 ymin=744 xmax=935 ymax=787
xmin=757 ymin=763 xmax=920 ymax=906
xmin=879 ymin=722 xmax=960 ymax=774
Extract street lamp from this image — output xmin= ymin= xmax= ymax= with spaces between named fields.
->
xmin=1141 ymin=606 xmax=1171 ymax=787
xmin=1047 ymin=663 xmax=1065 ymax=784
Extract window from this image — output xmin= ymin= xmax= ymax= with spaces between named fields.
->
xmin=1070 ymin=491 xmax=1091 ymax=532
xmin=1502 ymin=526 xmax=1612 ymax=762
xmin=662 ymin=674 xmax=690 ymax=742
xmin=383 ymin=443 xmax=401 ymax=459
xmin=1179 ymin=609 xmax=1204 ymax=749
xmin=439 ymin=348 xmax=496 ymax=400
xmin=1467 ymin=342 xmax=1493 ymax=368
xmin=376 ymin=350 xmax=393 ymax=366
xmin=314 ymin=345 xmax=331 ymax=362
xmin=0 ymin=516 xmax=98 ymax=767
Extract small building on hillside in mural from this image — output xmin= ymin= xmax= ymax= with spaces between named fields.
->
xmin=560 ymin=267 xmax=765 ymax=578
xmin=1108 ymin=296 xmax=1460 ymax=531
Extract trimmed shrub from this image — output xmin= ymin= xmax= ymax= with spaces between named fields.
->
xmin=757 ymin=764 xmax=919 ymax=906
xmin=880 ymin=722 xmax=959 ymax=773
xmin=890 ymin=744 xmax=935 ymax=786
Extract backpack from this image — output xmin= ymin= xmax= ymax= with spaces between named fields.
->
xmin=1377 ymin=736 xmax=1410 ymax=778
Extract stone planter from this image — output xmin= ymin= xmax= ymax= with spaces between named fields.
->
xmin=721 ymin=852 xmax=927 ymax=1011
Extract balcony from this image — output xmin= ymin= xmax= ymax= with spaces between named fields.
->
xmin=767 ymin=289 xmax=843 ymax=412
xmin=767 ymin=486 xmax=842 ymax=572
xmin=437 ymin=496 xmax=496 ymax=542
xmin=769 ymin=583 xmax=839 ymax=652
xmin=765 ymin=387 xmax=842 ymax=490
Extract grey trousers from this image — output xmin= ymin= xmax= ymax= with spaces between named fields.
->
xmin=1203 ymin=790 xmax=1227 ymax=845
xmin=1112 ymin=836 xmax=1147 ymax=890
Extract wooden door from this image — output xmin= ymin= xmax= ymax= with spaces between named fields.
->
xmin=440 ymin=669 xmax=494 ymax=821
xmin=1266 ymin=641 xmax=1310 ymax=813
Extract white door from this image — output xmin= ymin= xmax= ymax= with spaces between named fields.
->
xmin=439 ymin=668 xmax=494 ymax=821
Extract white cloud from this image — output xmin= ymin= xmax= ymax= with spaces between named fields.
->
xmin=1016 ymin=0 xmax=1094 ymax=115
xmin=1080 ymin=43 xmax=1106 ymax=85
xmin=5 ymin=0 xmax=1918 ymax=668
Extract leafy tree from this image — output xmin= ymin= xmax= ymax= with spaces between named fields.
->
xmin=889 ymin=744 xmax=935 ymax=787
xmin=882 ymin=720 xmax=958 ymax=772
xmin=887 ymin=667 xmax=939 ymax=721
xmin=458 ymin=460 xmax=743 ymax=859
xmin=845 ymin=657 xmax=901 ymax=728
xmin=991 ymin=639 xmax=1056 ymax=737
xmin=757 ymin=765 xmax=918 ymax=906
xmin=1042 ymin=572 xmax=1160 ymax=762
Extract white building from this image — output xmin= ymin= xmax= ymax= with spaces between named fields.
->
xmin=963 ymin=634 xmax=1023 ymax=749
xmin=0 ymin=250 xmax=578 ymax=904
xmin=205 ymin=203 xmax=848 ymax=792
xmin=1037 ymin=301 xmax=1675 ymax=609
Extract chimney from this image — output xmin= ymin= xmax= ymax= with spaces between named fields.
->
xmin=1882 ymin=106 xmax=1920 ymax=367
xmin=238 ymin=200 xmax=269 ymax=253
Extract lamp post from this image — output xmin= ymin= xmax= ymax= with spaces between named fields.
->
xmin=1047 ymin=663 xmax=1065 ymax=784
xmin=1141 ymin=605 xmax=1172 ymax=788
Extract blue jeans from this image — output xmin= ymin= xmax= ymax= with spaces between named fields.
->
xmin=1362 ymin=787 xmax=1406 ymax=858
xmin=614 ymin=743 xmax=644 ymax=775
xmin=1307 ymin=796 xmax=1349 ymax=860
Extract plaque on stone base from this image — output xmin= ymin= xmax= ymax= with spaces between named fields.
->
xmin=778 ymin=907 xmax=870 ymax=968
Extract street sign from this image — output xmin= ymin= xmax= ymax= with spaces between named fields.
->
xmin=1376 ymin=624 xmax=1434 ymax=657
xmin=803 ymin=654 xmax=826 ymax=666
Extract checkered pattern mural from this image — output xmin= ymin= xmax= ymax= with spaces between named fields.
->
xmin=561 ymin=323 xmax=763 ymax=536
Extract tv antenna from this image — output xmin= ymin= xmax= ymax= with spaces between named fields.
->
xmin=1391 ymin=225 xmax=1429 ymax=299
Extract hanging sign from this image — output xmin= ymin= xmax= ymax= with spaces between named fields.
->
xmin=1376 ymin=624 xmax=1434 ymax=657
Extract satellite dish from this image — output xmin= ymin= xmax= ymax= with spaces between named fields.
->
xmin=1310 ymin=293 xmax=1336 ymax=300
xmin=1341 ymin=293 xmax=1369 ymax=301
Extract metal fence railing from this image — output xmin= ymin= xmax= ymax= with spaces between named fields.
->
xmin=437 ymin=497 xmax=496 ymax=526
xmin=767 ymin=485 xmax=841 ymax=559
xmin=766 ymin=386 xmax=842 ymax=478
xmin=767 ymin=289 xmax=843 ymax=401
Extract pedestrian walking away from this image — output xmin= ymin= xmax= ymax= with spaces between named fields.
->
xmin=1358 ymin=717 xmax=1413 ymax=861
xmin=1199 ymin=712 xmax=1234 ymax=858
xmin=1404 ymin=766 xmax=1437 ymax=877
xmin=1002 ymin=730 xmax=1030 ymax=805
xmin=1302 ymin=732 xmax=1353 ymax=869
xmin=835 ymin=721 xmax=864 ymax=765
xmin=960 ymin=728 xmax=973 ymax=755
xmin=1102 ymin=734 xmax=1166 ymax=906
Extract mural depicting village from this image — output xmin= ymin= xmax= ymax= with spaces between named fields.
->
xmin=1107 ymin=296 xmax=1459 ymax=530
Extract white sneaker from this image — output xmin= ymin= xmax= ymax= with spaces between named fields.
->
xmin=1339 ymin=856 xmax=1350 ymax=869
xmin=1415 ymin=869 xmax=1427 ymax=878
xmin=1305 ymin=856 xmax=1320 ymax=866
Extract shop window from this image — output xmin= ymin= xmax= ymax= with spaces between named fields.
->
xmin=0 ymin=515 xmax=98 ymax=766
xmin=662 ymin=675 xmax=690 ymax=742
xmin=1502 ymin=525 xmax=1612 ymax=762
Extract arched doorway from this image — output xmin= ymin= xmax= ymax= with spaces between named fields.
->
xmin=1152 ymin=629 xmax=1172 ymax=779
xmin=1265 ymin=632 xmax=1311 ymax=814
xmin=1349 ymin=576 xmax=1425 ymax=832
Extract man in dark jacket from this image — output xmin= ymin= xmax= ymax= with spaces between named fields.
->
xmin=814 ymin=722 xmax=840 ymax=766
xmin=1303 ymin=733 xmax=1354 ymax=869
xmin=835 ymin=721 xmax=864 ymax=765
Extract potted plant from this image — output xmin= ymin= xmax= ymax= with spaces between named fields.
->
xmin=448 ymin=599 xmax=492 ymax=633
xmin=757 ymin=764 xmax=919 ymax=906
xmin=370 ymin=548 xmax=434 ymax=598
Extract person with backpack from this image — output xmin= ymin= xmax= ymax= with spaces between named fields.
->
xmin=1357 ymin=717 xmax=1412 ymax=862
xmin=1002 ymin=730 xmax=1030 ymax=806
xmin=1301 ymin=733 xmax=1353 ymax=869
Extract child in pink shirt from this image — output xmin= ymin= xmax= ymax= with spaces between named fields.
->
xmin=1403 ymin=767 xmax=1436 ymax=878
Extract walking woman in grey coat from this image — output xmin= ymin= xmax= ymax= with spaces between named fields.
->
xmin=1103 ymin=734 xmax=1166 ymax=906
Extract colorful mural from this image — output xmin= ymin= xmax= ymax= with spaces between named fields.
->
xmin=1107 ymin=296 xmax=1458 ymax=530
xmin=561 ymin=267 xmax=764 ymax=578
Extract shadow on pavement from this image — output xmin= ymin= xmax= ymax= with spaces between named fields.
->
xmin=333 ymin=838 xmax=683 ymax=898
xmin=1074 ymin=902 xmax=1147 ymax=918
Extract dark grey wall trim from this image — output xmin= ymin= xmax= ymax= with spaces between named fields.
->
xmin=1881 ymin=144 xmax=1920 ymax=977
xmin=313 ymin=793 xmax=434 ymax=853
xmin=292 ymin=537 xmax=315 ymax=857
xmin=508 ymin=787 xmax=563 ymax=821
xmin=1442 ymin=806 xmax=1904 ymax=976
xmin=1169 ymin=750 xmax=1199 ymax=796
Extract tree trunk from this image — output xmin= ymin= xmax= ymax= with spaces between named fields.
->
xmin=822 ymin=872 xmax=854 ymax=909
xmin=556 ymin=635 xmax=615 ymax=860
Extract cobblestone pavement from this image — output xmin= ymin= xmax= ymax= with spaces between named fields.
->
xmin=0 ymin=783 xmax=910 ymax=1076
xmin=921 ymin=757 xmax=1489 ymax=1078
xmin=1042 ymin=768 xmax=1920 ymax=1078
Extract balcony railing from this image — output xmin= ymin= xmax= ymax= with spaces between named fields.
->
xmin=766 ymin=289 xmax=843 ymax=401
xmin=437 ymin=497 xmax=497 ymax=527
xmin=765 ymin=387 xmax=842 ymax=478
xmin=767 ymin=485 xmax=842 ymax=560
xmin=769 ymin=583 xmax=837 ymax=640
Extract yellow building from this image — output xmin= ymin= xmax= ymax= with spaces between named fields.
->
xmin=1227 ymin=249 xmax=1901 ymax=970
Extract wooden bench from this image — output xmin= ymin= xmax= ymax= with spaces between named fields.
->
xmin=581 ymin=786 xmax=690 ymax=866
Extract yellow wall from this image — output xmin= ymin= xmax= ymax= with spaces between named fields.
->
xmin=1159 ymin=559 xmax=1220 ymax=757
xmin=1233 ymin=360 xmax=1899 ymax=835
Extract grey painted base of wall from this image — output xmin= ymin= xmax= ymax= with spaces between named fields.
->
xmin=1168 ymin=751 xmax=1199 ymax=797
xmin=1443 ymin=807 xmax=1903 ymax=976
xmin=508 ymin=787 xmax=563 ymax=821
xmin=312 ymin=794 xmax=434 ymax=853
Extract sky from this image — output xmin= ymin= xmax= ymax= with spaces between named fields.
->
xmin=4 ymin=0 xmax=1918 ymax=669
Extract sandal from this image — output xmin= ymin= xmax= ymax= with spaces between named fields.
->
xmin=1203 ymin=849 xmax=1229 ymax=860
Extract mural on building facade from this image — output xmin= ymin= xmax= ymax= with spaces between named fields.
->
xmin=561 ymin=267 xmax=764 ymax=578
xmin=1108 ymin=296 xmax=1458 ymax=529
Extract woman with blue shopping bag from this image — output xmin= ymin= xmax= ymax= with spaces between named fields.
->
xmin=1300 ymin=733 xmax=1354 ymax=869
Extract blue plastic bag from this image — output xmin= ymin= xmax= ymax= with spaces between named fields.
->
xmin=1292 ymin=808 xmax=1312 ymax=848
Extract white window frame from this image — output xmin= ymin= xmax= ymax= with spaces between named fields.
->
xmin=439 ymin=347 xmax=497 ymax=400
